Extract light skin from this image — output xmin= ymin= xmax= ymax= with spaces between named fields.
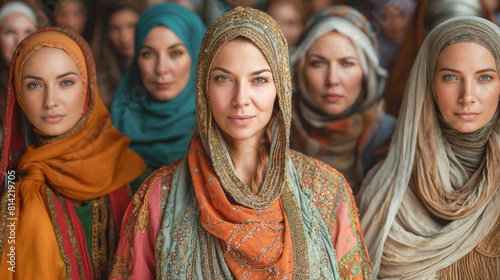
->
xmin=54 ymin=0 xmax=87 ymax=34
xmin=107 ymin=8 xmax=139 ymax=58
xmin=266 ymin=1 xmax=303 ymax=47
xmin=0 ymin=13 xmax=36 ymax=65
xmin=21 ymin=47 xmax=84 ymax=137
xmin=435 ymin=42 xmax=500 ymax=133
xmin=303 ymin=31 xmax=363 ymax=115
xmin=137 ymin=26 xmax=191 ymax=101
xmin=209 ymin=39 xmax=276 ymax=189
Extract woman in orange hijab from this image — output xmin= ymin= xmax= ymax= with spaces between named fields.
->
xmin=0 ymin=27 xmax=146 ymax=279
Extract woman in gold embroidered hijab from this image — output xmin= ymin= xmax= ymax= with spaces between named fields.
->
xmin=110 ymin=6 xmax=372 ymax=280
xmin=357 ymin=16 xmax=500 ymax=279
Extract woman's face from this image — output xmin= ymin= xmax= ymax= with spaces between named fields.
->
xmin=53 ymin=0 xmax=87 ymax=34
xmin=266 ymin=1 xmax=303 ymax=47
xmin=137 ymin=26 xmax=191 ymax=101
xmin=435 ymin=42 xmax=500 ymax=133
xmin=21 ymin=47 xmax=85 ymax=136
xmin=303 ymin=31 xmax=363 ymax=115
xmin=209 ymin=39 xmax=276 ymax=147
xmin=0 ymin=13 xmax=36 ymax=65
xmin=107 ymin=8 xmax=139 ymax=59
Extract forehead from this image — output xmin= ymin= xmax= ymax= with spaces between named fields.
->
xmin=109 ymin=9 xmax=139 ymax=24
xmin=0 ymin=13 xmax=35 ymax=28
xmin=143 ymin=25 xmax=182 ymax=45
xmin=211 ymin=39 xmax=270 ymax=69
xmin=307 ymin=31 xmax=357 ymax=55
xmin=438 ymin=41 xmax=495 ymax=65
xmin=23 ymin=47 xmax=78 ymax=72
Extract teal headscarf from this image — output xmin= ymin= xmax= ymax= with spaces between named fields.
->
xmin=111 ymin=3 xmax=206 ymax=169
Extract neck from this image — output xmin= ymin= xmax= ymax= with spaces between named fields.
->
xmin=225 ymin=135 xmax=263 ymax=195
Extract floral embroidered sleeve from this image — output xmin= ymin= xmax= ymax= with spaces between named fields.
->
xmin=289 ymin=150 xmax=374 ymax=280
xmin=109 ymin=163 xmax=178 ymax=280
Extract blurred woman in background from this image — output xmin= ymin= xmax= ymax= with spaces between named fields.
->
xmin=290 ymin=5 xmax=394 ymax=193
xmin=110 ymin=3 xmax=205 ymax=180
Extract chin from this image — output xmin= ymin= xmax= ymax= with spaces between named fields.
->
xmin=149 ymin=89 xmax=178 ymax=101
xmin=452 ymin=123 xmax=483 ymax=133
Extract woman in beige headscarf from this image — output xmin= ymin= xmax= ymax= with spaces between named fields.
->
xmin=357 ymin=16 xmax=500 ymax=279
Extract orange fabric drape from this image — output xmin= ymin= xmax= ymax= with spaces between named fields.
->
xmin=188 ymin=137 xmax=294 ymax=278
xmin=0 ymin=28 xmax=146 ymax=279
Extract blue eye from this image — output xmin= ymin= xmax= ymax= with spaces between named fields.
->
xmin=141 ymin=51 xmax=153 ymax=58
xmin=342 ymin=60 xmax=355 ymax=66
xmin=311 ymin=60 xmax=325 ymax=67
xmin=61 ymin=80 xmax=74 ymax=87
xmin=215 ymin=75 xmax=229 ymax=82
xmin=171 ymin=50 xmax=182 ymax=57
xmin=479 ymin=75 xmax=492 ymax=82
xmin=444 ymin=75 xmax=456 ymax=81
xmin=27 ymin=82 xmax=40 ymax=89
xmin=254 ymin=77 xmax=268 ymax=84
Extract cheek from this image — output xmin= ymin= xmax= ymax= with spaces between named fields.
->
xmin=179 ymin=59 xmax=191 ymax=79
xmin=21 ymin=93 xmax=41 ymax=121
xmin=342 ymin=69 xmax=363 ymax=98
xmin=304 ymin=68 xmax=324 ymax=95
xmin=138 ymin=59 xmax=154 ymax=79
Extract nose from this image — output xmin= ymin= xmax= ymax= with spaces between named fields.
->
xmin=155 ymin=54 xmax=169 ymax=75
xmin=326 ymin=64 xmax=339 ymax=87
xmin=232 ymin=81 xmax=250 ymax=107
xmin=459 ymin=79 xmax=476 ymax=105
xmin=43 ymin=86 xmax=59 ymax=109
xmin=120 ymin=30 xmax=133 ymax=46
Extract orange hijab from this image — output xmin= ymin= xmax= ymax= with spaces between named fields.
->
xmin=0 ymin=28 xmax=146 ymax=279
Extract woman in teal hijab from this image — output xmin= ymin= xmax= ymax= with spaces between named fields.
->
xmin=111 ymin=3 xmax=206 ymax=170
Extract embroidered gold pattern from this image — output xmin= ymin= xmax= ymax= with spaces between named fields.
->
xmin=47 ymin=188 xmax=78 ymax=280
xmin=91 ymin=196 xmax=108 ymax=279
xmin=111 ymin=164 xmax=175 ymax=279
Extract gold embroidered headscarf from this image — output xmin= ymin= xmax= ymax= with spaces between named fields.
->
xmin=195 ymin=6 xmax=293 ymax=209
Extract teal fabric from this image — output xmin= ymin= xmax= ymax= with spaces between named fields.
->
xmin=111 ymin=3 xmax=206 ymax=169
xmin=74 ymin=201 xmax=93 ymax=269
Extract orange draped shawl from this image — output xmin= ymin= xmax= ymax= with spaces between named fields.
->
xmin=0 ymin=28 xmax=146 ymax=279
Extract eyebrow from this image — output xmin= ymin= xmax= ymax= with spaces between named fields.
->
xmin=307 ymin=54 xmax=357 ymax=60
xmin=141 ymin=42 xmax=186 ymax=50
xmin=23 ymin=71 xmax=78 ymax=81
xmin=438 ymin=67 xmax=497 ymax=74
xmin=212 ymin=66 xmax=272 ymax=75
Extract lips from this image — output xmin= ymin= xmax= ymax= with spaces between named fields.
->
xmin=42 ymin=114 xmax=65 ymax=123
xmin=154 ymin=81 xmax=173 ymax=89
xmin=228 ymin=115 xmax=254 ymax=126
xmin=455 ymin=112 xmax=480 ymax=121
xmin=322 ymin=93 xmax=342 ymax=102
